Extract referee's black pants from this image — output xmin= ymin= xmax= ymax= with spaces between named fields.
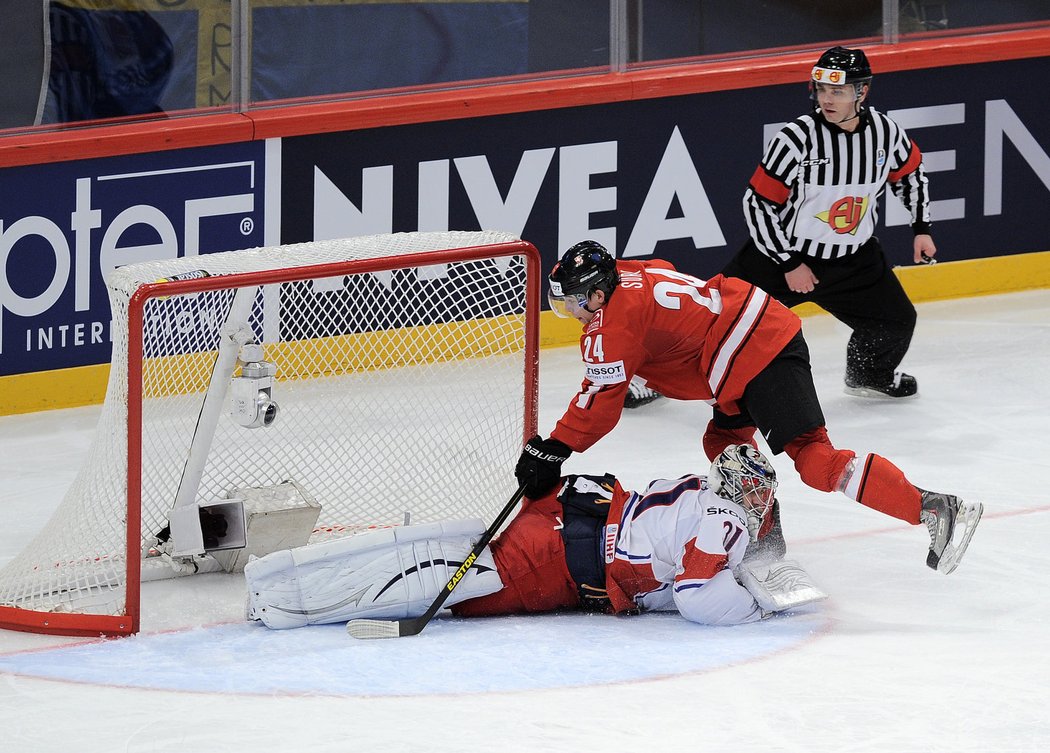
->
xmin=721 ymin=236 xmax=917 ymax=386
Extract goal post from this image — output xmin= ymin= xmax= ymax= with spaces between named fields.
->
xmin=0 ymin=231 xmax=540 ymax=636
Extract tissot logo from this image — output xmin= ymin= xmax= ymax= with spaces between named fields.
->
xmin=585 ymin=360 xmax=626 ymax=384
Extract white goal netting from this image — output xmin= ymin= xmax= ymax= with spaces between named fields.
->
xmin=0 ymin=231 xmax=538 ymax=634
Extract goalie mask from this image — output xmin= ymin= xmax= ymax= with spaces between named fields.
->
xmin=709 ymin=444 xmax=777 ymax=541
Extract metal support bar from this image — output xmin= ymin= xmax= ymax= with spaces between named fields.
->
xmin=172 ymin=285 xmax=259 ymax=512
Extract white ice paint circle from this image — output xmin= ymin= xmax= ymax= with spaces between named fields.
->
xmin=0 ymin=611 xmax=828 ymax=696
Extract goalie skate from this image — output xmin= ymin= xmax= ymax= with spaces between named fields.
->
xmin=919 ymin=490 xmax=983 ymax=574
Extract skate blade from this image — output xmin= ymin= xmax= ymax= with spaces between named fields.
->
xmin=930 ymin=501 xmax=984 ymax=574
xmin=843 ymin=385 xmax=918 ymax=400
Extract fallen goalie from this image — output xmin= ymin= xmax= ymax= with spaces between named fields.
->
xmin=245 ymin=445 xmax=830 ymax=630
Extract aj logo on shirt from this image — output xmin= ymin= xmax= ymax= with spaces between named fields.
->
xmin=815 ymin=195 xmax=869 ymax=234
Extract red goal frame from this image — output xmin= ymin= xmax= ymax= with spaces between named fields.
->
xmin=0 ymin=240 xmax=540 ymax=636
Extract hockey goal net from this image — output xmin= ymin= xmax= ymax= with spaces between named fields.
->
xmin=0 ymin=231 xmax=539 ymax=636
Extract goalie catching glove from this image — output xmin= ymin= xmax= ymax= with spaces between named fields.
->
xmin=515 ymin=435 xmax=572 ymax=498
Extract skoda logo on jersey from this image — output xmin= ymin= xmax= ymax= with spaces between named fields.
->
xmin=815 ymin=195 xmax=869 ymax=235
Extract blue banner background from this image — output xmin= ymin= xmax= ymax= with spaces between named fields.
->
xmin=280 ymin=57 xmax=1050 ymax=279
xmin=0 ymin=142 xmax=266 ymax=375
xmin=2 ymin=57 xmax=1048 ymax=380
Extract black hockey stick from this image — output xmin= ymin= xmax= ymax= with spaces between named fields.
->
xmin=347 ymin=483 xmax=527 ymax=639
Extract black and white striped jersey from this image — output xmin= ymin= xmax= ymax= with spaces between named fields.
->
xmin=743 ymin=107 xmax=931 ymax=267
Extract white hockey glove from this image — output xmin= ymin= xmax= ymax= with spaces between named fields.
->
xmin=735 ymin=558 xmax=828 ymax=614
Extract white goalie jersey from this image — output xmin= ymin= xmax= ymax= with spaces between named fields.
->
xmin=607 ymin=475 xmax=826 ymax=624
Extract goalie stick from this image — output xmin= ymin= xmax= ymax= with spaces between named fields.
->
xmin=347 ymin=483 xmax=527 ymax=639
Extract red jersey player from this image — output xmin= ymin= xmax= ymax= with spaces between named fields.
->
xmin=515 ymin=240 xmax=982 ymax=576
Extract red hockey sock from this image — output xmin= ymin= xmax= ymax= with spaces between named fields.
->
xmin=839 ymin=453 xmax=922 ymax=524
xmin=784 ymin=427 xmax=855 ymax=492
xmin=702 ymin=420 xmax=757 ymax=462
xmin=785 ymin=430 xmax=921 ymax=524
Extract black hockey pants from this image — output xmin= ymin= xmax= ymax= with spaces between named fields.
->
xmin=722 ymin=237 xmax=917 ymax=385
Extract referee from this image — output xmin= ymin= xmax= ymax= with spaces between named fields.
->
xmin=723 ymin=46 xmax=935 ymax=399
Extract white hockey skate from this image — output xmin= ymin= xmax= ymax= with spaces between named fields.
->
xmin=919 ymin=490 xmax=983 ymax=574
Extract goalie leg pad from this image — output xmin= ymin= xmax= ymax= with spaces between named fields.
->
xmin=244 ymin=519 xmax=503 ymax=629
xmin=735 ymin=558 xmax=828 ymax=613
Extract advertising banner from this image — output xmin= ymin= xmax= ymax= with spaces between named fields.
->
xmin=0 ymin=142 xmax=266 ymax=377
xmin=2 ymin=56 xmax=1049 ymax=386
xmin=280 ymin=57 xmax=1050 ymax=284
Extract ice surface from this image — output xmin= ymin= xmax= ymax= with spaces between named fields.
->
xmin=1 ymin=290 xmax=1048 ymax=753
